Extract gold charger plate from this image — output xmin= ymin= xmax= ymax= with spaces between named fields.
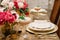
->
xmin=26 ymin=25 xmax=58 ymax=34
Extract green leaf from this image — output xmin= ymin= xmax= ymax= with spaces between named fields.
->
xmin=24 ymin=8 xmax=29 ymax=12
xmin=19 ymin=16 xmax=25 ymax=20
xmin=19 ymin=8 xmax=24 ymax=13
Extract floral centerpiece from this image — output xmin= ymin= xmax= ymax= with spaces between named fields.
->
xmin=0 ymin=11 xmax=17 ymax=37
xmin=1 ymin=0 xmax=29 ymax=20
xmin=0 ymin=0 xmax=32 ymax=37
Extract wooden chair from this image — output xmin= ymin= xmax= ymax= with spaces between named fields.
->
xmin=50 ymin=0 xmax=60 ymax=38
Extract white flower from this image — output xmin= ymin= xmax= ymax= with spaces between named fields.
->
xmin=8 ymin=2 xmax=14 ymax=9
xmin=18 ymin=2 xmax=24 ymax=8
xmin=0 ymin=7 xmax=5 ymax=12
xmin=1 ymin=0 xmax=10 ymax=6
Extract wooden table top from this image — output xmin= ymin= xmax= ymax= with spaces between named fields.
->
xmin=10 ymin=23 xmax=59 ymax=40
xmin=0 ymin=14 xmax=59 ymax=40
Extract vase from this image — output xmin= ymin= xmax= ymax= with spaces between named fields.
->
xmin=0 ymin=25 xmax=5 ymax=40
xmin=1 ymin=25 xmax=13 ymax=37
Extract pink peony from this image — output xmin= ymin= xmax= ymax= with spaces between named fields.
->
xmin=4 ymin=11 xmax=16 ymax=23
xmin=0 ymin=11 xmax=16 ymax=24
xmin=7 ymin=15 xmax=15 ymax=23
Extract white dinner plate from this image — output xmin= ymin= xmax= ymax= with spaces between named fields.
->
xmin=26 ymin=25 xmax=58 ymax=34
xmin=28 ymin=22 xmax=55 ymax=31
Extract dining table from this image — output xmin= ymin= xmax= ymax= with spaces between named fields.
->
xmin=11 ymin=13 xmax=60 ymax=40
xmin=9 ymin=22 xmax=60 ymax=40
xmin=0 ymin=13 xmax=60 ymax=40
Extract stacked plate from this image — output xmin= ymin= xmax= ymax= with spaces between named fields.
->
xmin=26 ymin=20 xmax=58 ymax=34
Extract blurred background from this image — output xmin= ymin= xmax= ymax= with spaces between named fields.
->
xmin=0 ymin=0 xmax=55 ymax=17
xmin=26 ymin=0 xmax=55 ymax=17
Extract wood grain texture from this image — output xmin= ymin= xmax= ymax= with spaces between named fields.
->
xmin=50 ymin=0 xmax=60 ymax=23
xmin=57 ymin=16 xmax=60 ymax=38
